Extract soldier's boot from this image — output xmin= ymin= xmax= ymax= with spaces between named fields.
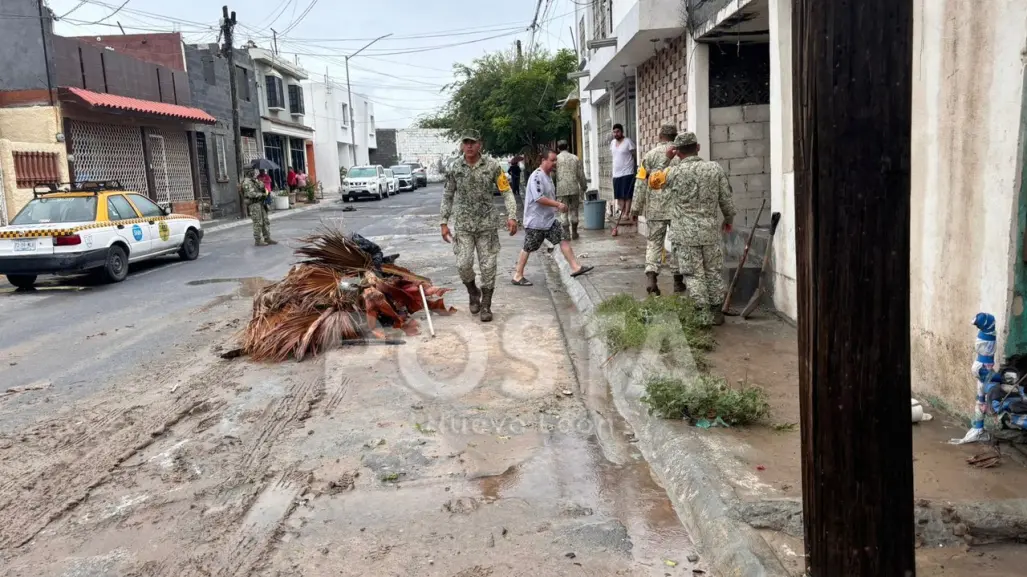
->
xmin=265 ymin=239 xmax=279 ymax=245
xmin=645 ymin=271 xmax=661 ymax=297
xmin=479 ymin=288 xmax=494 ymax=323
xmin=710 ymin=305 xmax=725 ymax=326
xmin=571 ymin=222 xmax=579 ymax=240
xmin=465 ymin=281 xmax=482 ymax=315
xmin=673 ymin=274 xmax=687 ymax=294
xmin=254 ymin=239 xmax=267 ymax=247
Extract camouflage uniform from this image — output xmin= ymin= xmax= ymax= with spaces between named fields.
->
xmin=632 ymin=128 xmax=681 ymax=276
xmin=663 ymin=136 xmax=736 ymax=308
xmin=242 ymin=174 xmax=272 ymax=244
xmin=441 ymin=133 xmax=517 ymax=313
xmin=552 ymin=149 xmax=587 ymax=237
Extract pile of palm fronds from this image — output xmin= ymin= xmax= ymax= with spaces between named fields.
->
xmin=242 ymin=228 xmax=455 ymax=362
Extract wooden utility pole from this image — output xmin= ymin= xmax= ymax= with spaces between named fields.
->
xmin=221 ymin=6 xmax=244 ymax=218
xmin=792 ymin=0 xmax=916 ymax=575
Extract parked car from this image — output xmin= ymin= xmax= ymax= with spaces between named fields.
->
xmin=402 ymin=161 xmax=428 ymax=188
xmin=0 ymin=181 xmax=203 ymax=289
xmin=383 ymin=168 xmax=399 ymax=196
xmin=389 ymin=165 xmax=417 ymax=192
xmin=343 ymin=165 xmax=390 ymax=201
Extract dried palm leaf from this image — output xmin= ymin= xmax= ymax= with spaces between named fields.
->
xmin=296 ymin=228 xmax=373 ymax=274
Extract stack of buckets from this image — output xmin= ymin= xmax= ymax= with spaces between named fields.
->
xmin=583 ymin=190 xmax=606 ymax=230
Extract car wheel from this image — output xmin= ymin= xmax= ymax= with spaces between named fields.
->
xmin=377 ymin=187 xmax=384 ymax=200
xmin=178 ymin=229 xmax=201 ymax=261
xmin=6 ymin=274 xmax=37 ymax=289
xmin=102 ymin=245 xmax=129 ymax=283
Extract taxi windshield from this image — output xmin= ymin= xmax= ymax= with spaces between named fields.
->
xmin=11 ymin=196 xmax=97 ymax=225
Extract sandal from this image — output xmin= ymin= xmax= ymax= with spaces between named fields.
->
xmin=570 ymin=265 xmax=594 ymax=278
xmin=511 ymin=277 xmax=533 ymax=286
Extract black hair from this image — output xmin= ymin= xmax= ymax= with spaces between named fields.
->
xmin=557 ymin=141 xmax=569 ymax=151
xmin=613 ymin=123 xmax=624 ymax=132
xmin=677 ymin=143 xmax=699 ymax=155
xmin=541 ymin=148 xmax=557 ymax=160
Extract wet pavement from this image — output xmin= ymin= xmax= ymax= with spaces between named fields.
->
xmin=0 ymin=186 xmax=703 ymax=576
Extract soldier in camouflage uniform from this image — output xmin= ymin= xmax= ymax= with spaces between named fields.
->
xmin=440 ymin=130 xmax=518 ymax=322
xmin=660 ymin=132 xmax=735 ymax=325
xmin=552 ymin=140 xmax=587 ymax=240
xmin=631 ymin=124 xmax=684 ymax=296
xmin=241 ymin=165 xmax=277 ymax=246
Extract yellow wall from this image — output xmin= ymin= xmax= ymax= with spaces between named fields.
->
xmin=0 ymin=106 xmax=68 ymax=222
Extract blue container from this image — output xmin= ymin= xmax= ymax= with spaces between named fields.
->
xmin=583 ymin=199 xmax=607 ymax=230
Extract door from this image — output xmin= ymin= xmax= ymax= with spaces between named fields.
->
xmin=1006 ymin=71 xmax=1027 ymax=358
xmin=195 ymin=133 xmax=213 ymax=203
xmin=126 ymin=193 xmax=175 ymax=254
xmin=148 ymin=133 xmax=172 ymax=204
xmin=107 ymin=194 xmax=153 ymax=257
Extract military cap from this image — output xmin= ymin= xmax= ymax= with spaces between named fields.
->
xmin=673 ymin=132 xmax=698 ymax=148
xmin=658 ymin=124 xmax=678 ymax=139
xmin=460 ymin=129 xmax=482 ymax=142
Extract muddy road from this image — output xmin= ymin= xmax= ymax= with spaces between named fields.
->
xmin=0 ymin=190 xmax=702 ymax=576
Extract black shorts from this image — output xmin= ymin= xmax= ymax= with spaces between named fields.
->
xmin=523 ymin=223 xmax=564 ymax=253
xmin=613 ymin=175 xmax=635 ymax=200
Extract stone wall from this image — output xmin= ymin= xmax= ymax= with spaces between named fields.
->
xmin=636 ymin=34 xmax=688 ymax=153
xmin=396 ymin=128 xmax=459 ymax=181
xmin=710 ymin=104 xmax=771 ymax=227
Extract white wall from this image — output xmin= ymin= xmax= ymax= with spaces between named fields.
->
xmin=396 ymin=128 xmax=459 ymax=180
xmin=768 ymin=0 xmax=1027 ymax=410
xmin=304 ymin=81 xmax=374 ymax=189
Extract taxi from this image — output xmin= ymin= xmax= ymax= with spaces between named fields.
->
xmin=0 ymin=181 xmax=203 ymax=289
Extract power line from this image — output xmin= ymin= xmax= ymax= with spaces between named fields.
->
xmin=73 ymin=0 xmax=131 ymax=25
xmin=278 ymin=0 xmax=320 ymax=35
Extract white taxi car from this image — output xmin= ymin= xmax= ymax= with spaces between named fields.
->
xmin=0 ymin=181 xmax=204 ymax=289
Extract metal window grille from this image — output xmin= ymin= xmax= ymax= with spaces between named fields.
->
xmin=709 ymin=43 xmax=771 ymax=108
xmin=289 ymin=137 xmax=306 ymax=173
xmin=241 ymin=135 xmax=261 ymax=166
xmin=68 ymin=120 xmax=148 ymax=196
xmin=214 ymin=134 xmax=229 ymax=182
xmin=13 ymin=151 xmax=61 ymax=188
xmin=144 ymin=128 xmax=195 ymax=204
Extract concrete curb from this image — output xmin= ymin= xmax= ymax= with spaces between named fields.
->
xmin=545 ymin=252 xmax=791 ymax=577
xmin=202 ymin=202 xmax=324 ymax=234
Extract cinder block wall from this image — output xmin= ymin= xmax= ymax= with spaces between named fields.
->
xmin=710 ymin=105 xmax=771 ymax=227
xmin=636 ymin=35 xmax=688 ymax=153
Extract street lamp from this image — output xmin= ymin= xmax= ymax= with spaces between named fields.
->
xmin=346 ymin=33 xmax=393 ymax=166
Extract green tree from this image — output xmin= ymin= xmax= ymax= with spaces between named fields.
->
xmin=419 ymin=48 xmax=577 ymax=171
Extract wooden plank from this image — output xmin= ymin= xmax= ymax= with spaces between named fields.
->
xmin=792 ymin=0 xmax=916 ymax=575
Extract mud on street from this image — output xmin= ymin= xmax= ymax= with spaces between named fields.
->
xmin=0 ymin=198 xmax=701 ymax=576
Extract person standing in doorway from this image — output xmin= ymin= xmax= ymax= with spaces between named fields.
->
xmin=553 ymin=140 xmax=587 ymax=240
xmin=662 ymin=132 xmax=735 ymax=325
xmin=440 ymin=130 xmax=519 ymax=322
xmin=511 ymin=149 xmax=593 ymax=286
xmin=610 ymin=123 xmax=636 ymax=236
xmin=508 ymin=158 xmax=523 ymax=224
xmin=632 ymin=124 xmax=685 ymax=296
xmin=242 ymin=163 xmax=277 ymax=246
xmin=287 ymin=167 xmax=298 ymax=194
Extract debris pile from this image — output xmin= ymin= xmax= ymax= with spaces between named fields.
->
xmin=241 ymin=229 xmax=454 ymax=361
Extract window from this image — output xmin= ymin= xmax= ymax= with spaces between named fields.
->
xmin=369 ymin=114 xmax=375 ymax=135
xmin=289 ymin=137 xmax=306 ymax=173
xmin=265 ymin=75 xmax=285 ymax=109
xmin=127 ymin=194 xmax=164 ymax=218
xmin=236 ymin=66 xmax=250 ymax=101
xmin=288 ymin=84 xmax=305 ymax=115
xmin=348 ymin=167 xmax=377 ymax=178
xmin=578 ymin=17 xmax=586 ymax=59
xmin=214 ymin=134 xmax=229 ymax=182
xmin=341 ymin=103 xmax=349 ymax=126
xmin=12 ymin=196 xmax=97 ymax=225
xmin=108 ymin=195 xmax=138 ymax=220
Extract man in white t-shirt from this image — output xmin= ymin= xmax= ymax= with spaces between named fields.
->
xmin=609 ymin=123 xmax=636 ymax=235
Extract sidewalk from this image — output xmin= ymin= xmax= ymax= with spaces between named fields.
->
xmin=547 ymin=228 xmax=1027 ymax=576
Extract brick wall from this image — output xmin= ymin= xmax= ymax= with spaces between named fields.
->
xmin=636 ymin=34 xmax=688 ymax=153
xmin=710 ymin=105 xmax=771 ymax=227
xmin=369 ymin=128 xmax=398 ymax=166
xmin=76 ymin=33 xmax=185 ymax=71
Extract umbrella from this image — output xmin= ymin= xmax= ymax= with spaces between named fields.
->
xmin=249 ymin=158 xmax=280 ymax=171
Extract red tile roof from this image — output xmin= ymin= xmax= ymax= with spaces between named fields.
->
xmin=63 ymin=87 xmax=216 ymax=124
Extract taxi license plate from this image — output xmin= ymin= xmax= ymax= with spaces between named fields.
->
xmin=13 ymin=240 xmax=36 ymax=252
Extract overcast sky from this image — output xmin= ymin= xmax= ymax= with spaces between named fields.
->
xmin=47 ymin=0 xmax=577 ymax=128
